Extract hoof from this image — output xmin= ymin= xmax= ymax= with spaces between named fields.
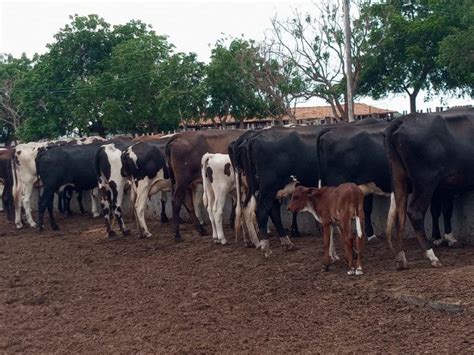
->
xmin=322 ymin=265 xmax=329 ymax=272
xmin=213 ymin=238 xmax=220 ymax=244
xmin=367 ymin=234 xmax=377 ymax=242
xmin=355 ymin=267 xmax=363 ymax=276
xmin=432 ymin=238 xmax=444 ymax=246
xmin=174 ymin=237 xmax=184 ymax=243
xmin=199 ymin=227 xmax=209 ymax=236
xmin=291 ymin=230 xmax=301 ymax=238
xmin=244 ymin=241 xmax=254 ymax=248
xmin=161 ymin=215 xmax=169 ymax=223
xmin=38 ymin=226 xmax=45 ymax=232
xmin=347 ymin=267 xmax=356 ymax=276
xmin=285 ymin=244 xmax=298 ymax=252
xmin=16 ymin=224 xmax=23 ymax=229
xmin=51 ymin=224 xmax=60 ymax=231
xmin=396 ymin=262 xmax=409 ymax=271
xmin=431 ymin=260 xmax=443 ymax=268
xmin=108 ymin=230 xmax=117 ymax=238
xmin=220 ymin=239 xmax=228 ymax=245
xmin=330 ymin=255 xmax=340 ymax=263
xmin=122 ymin=229 xmax=131 ymax=237
xmin=92 ymin=213 xmax=101 ymax=218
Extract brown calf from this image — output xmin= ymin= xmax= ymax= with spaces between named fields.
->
xmin=288 ymin=183 xmax=366 ymax=276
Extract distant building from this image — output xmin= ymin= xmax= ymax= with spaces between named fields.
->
xmin=180 ymin=103 xmax=398 ymax=130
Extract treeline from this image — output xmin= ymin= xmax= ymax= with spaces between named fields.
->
xmin=0 ymin=0 xmax=472 ymax=143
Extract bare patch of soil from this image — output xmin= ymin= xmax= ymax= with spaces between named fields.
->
xmin=0 ymin=213 xmax=473 ymax=353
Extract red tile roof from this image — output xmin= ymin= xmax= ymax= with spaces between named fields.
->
xmin=182 ymin=103 xmax=397 ymax=126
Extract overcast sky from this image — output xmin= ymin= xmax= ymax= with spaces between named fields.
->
xmin=1 ymin=0 xmax=471 ymax=113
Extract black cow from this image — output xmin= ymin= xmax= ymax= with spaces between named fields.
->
xmin=36 ymin=143 xmax=103 ymax=231
xmin=385 ymin=108 xmax=474 ymax=269
xmin=121 ymin=141 xmax=169 ymax=238
xmin=318 ymin=120 xmax=459 ymax=247
xmin=317 ymin=121 xmax=392 ymax=240
xmin=0 ymin=148 xmax=13 ymax=220
xmin=230 ymin=119 xmax=392 ymax=256
xmin=230 ymin=125 xmax=332 ymax=256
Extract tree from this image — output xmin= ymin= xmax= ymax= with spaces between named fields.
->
xmin=241 ymin=41 xmax=306 ymax=123
xmin=100 ymin=31 xmax=173 ymax=134
xmin=17 ymin=14 xmax=114 ymax=141
xmin=270 ymin=0 xmax=373 ymax=122
xmin=158 ymin=52 xmax=207 ymax=129
xmin=359 ymin=0 xmax=473 ymax=113
xmin=437 ymin=0 xmax=474 ymax=94
xmin=206 ymin=38 xmax=268 ymax=127
xmin=0 ymin=53 xmax=33 ymax=144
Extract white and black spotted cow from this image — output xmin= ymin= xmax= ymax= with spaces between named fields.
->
xmin=121 ymin=141 xmax=171 ymax=238
xmin=201 ymin=153 xmax=238 ymax=245
xmin=95 ymin=140 xmax=133 ymax=237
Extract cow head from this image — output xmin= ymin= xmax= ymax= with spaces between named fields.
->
xmin=288 ymin=186 xmax=311 ymax=212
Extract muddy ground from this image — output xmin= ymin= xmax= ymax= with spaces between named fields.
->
xmin=0 ymin=212 xmax=473 ymax=353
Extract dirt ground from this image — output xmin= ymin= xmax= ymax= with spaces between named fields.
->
xmin=0 ymin=212 xmax=473 ymax=353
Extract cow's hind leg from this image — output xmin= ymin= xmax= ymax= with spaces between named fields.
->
xmin=23 ymin=182 xmax=37 ymax=228
xmin=38 ymin=188 xmax=56 ymax=231
xmin=322 ymin=224 xmax=331 ymax=272
xmin=183 ymin=188 xmax=208 ymax=236
xmin=290 ymin=212 xmax=301 ymax=238
xmin=99 ymin=186 xmax=116 ymax=237
xmin=213 ymin=194 xmax=227 ymax=245
xmin=408 ymin=185 xmax=442 ymax=267
xmin=47 ymin=192 xmax=59 ymax=230
xmin=114 ymin=182 xmax=129 ymax=236
xmin=269 ymin=199 xmax=297 ymax=251
xmin=430 ymin=192 xmax=443 ymax=244
xmin=363 ymin=195 xmax=376 ymax=241
xmin=442 ymin=194 xmax=456 ymax=246
xmin=134 ymin=178 xmax=152 ymax=238
xmin=160 ymin=191 xmax=169 ymax=223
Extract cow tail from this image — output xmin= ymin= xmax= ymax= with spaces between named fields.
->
xmin=165 ymin=136 xmax=178 ymax=186
xmin=355 ymin=190 xmax=365 ymax=239
xmin=243 ymin=141 xmax=257 ymax=206
xmin=94 ymin=146 xmax=104 ymax=181
xmin=201 ymin=153 xmax=210 ymax=209
xmin=384 ymin=119 xmax=405 ymax=250
xmin=316 ymin=128 xmax=330 ymax=188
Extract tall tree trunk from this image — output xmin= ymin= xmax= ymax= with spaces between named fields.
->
xmin=409 ymin=92 xmax=417 ymax=113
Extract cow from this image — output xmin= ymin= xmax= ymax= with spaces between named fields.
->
xmin=230 ymin=125 xmax=348 ymax=257
xmin=121 ymin=141 xmax=169 ymax=238
xmin=201 ymin=153 xmax=238 ymax=245
xmin=318 ymin=120 xmax=460 ymax=248
xmin=288 ymin=183 xmax=366 ymax=275
xmin=317 ymin=121 xmax=392 ymax=241
xmin=166 ymin=130 xmax=246 ymax=241
xmin=95 ymin=140 xmax=134 ymax=237
xmin=384 ymin=108 xmax=474 ymax=269
xmin=0 ymin=148 xmax=13 ymax=220
xmin=11 ymin=136 xmax=104 ymax=228
xmin=35 ymin=143 xmax=104 ymax=231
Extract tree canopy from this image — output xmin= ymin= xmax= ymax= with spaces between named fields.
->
xmin=359 ymin=0 xmax=473 ymax=113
